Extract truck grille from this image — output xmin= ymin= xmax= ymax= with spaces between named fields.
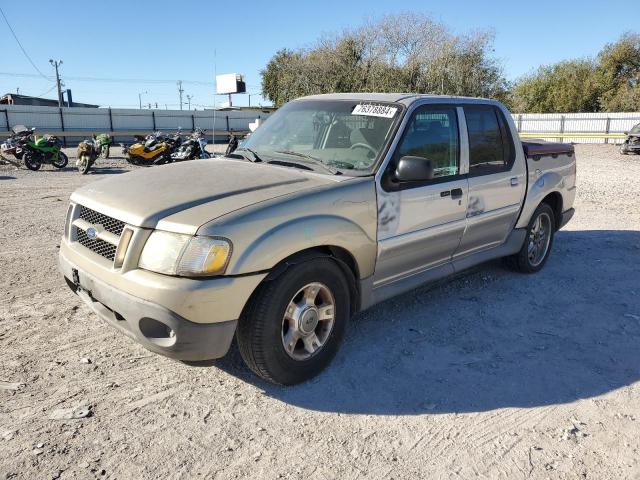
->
xmin=79 ymin=206 xmax=125 ymax=236
xmin=77 ymin=228 xmax=117 ymax=261
xmin=73 ymin=205 xmax=125 ymax=262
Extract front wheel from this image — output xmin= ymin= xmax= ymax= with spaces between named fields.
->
xmin=620 ymin=144 xmax=629 ymax=155
xmin=506 ymin=203 xmax=555 ymax=273
xmin=23 ymin=152 xmax=41 ymax=171
xmin=77 ymin=155 xmax=92 ymax=174
xmin=100 ymin=145 xmax=110 ymax=159
xmin=52 ymin=152 xmax=68 ymax=169
xmin=236 ymin=258 xmax=351 ymax=385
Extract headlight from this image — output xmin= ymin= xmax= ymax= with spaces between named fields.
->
xmin=138 ymin=231 xmax=232 ymax=277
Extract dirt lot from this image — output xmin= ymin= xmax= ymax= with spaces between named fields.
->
xmin=1 ymin=145 xmax=639 ymax=479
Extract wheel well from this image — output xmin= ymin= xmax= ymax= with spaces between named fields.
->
xmin=262 ymin=246 xmax=361 ymax=315
xmin=541 ymin=192 xmax=563 ymax=230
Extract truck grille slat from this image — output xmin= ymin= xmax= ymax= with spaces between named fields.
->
xmin=79 ymin=206 xmax=125 ymax=237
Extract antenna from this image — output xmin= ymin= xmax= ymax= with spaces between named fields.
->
xmin=213 ymin=48 xmax=217 ymax=153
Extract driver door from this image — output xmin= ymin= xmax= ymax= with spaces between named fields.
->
xmin=374 ymin=105 xmax=469 ymax=287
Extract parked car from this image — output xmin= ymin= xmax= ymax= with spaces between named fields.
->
xmin=59 ymin=93 xmax=576 ymax=385
xmin=620 ymin=123 xmax=640 ymax=154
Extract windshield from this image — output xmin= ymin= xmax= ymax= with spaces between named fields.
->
xmin=630 ymin=123 xmax=640 ymax=134
xmin=241 ymin=99 xmax=402 ymax=174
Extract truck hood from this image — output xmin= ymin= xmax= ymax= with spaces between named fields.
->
xmin=70 ymin=159 xmax=341 ymax=234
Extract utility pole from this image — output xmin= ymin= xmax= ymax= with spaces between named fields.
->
xmin=186 ymin=94 xmax=192 ymax=110
xmin=138 ymin=90 xmax=147 ymax=109
xmin=49 ymin=59 xmax=63 ymax=107
xmin=177 ymin=81 xmax=184 ymax=110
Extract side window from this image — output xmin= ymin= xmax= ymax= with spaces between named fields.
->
xmin=465 ymin=106 xmax=515 ymax=175
xmin=396 ymin=106 xmax=459 ymax=179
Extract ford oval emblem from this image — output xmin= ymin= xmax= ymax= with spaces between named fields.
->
xmin=86 ymin=227 xmax=98 ymax=239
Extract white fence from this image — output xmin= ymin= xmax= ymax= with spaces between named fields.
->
xmin=1 ymin=105 xmax=637 ymax=145
xmin=512 ymin=112 xmax=640 ymax=144
xmin=0 ymin=104 xmax=272 ymax=144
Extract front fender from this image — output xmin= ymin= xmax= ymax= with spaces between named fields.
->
xmin=229 ymin=215 xmax=377 ymax=278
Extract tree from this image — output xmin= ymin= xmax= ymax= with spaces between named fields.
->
xmin=510 ymin=32 xmax=640 ymax=113
xmin=509 ymin=60 xmax=600 ymax=113
xmin=260 ymin=14 xmax=507 ymax=106
xmin=596 ymin=32 xmax=640 ymax=111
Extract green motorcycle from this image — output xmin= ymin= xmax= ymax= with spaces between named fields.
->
xmin=94 ymin=133 xmax=112 ymax=158
xmin=22 ymin=134 xmax=68 ymax=171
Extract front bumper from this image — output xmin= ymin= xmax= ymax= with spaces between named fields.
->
xmin=59 ymin=242 xmax=266 ymax=361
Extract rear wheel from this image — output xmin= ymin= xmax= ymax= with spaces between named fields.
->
xmin=23 ymin=151 xmax=41 ymax=171
xmin=236 ymin=258 xmax=350 ymax=385
xmin=52 ymin=152 xmax=68 ymax=169
xmin=506 ymin=203 xmax=555 ymax=273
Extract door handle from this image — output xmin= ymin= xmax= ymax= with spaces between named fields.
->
xmin=440 ymin=190 xmax=451 ymax=197
xmin=510 ymin=177 xmax=519 ymax=186
xmin=450 ymin=188 xmax=463 ymax=199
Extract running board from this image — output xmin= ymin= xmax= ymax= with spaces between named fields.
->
xmin=361 ymin=229 xmax=526 ymax=310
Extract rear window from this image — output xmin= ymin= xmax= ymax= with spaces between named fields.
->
xmin=465 ymin=106 xmax=515 ymax=175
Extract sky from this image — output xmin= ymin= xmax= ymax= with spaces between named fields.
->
xmin=0 ymin=0 xmax=634 ymax=110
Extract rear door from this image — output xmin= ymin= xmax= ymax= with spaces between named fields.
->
xmin=374 ymin=105 xmax=469 ymax=287
xmin=454 ymin=105 xmax=526 ymax=258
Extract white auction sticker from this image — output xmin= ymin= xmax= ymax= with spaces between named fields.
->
xmin=352 ymin=104 xmax=398 ymax=118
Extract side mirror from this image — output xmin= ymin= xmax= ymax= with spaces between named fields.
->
xmin=395 ymin=155 xmax=434 ymax=182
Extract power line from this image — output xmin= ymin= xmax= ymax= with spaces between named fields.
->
xmin=0 ymin=71 xmax=212 ymax=86
xmin=35 ymin=84 xmax=57 ymax=97
xmin=0 ymin=7 xmax=51 ymax=81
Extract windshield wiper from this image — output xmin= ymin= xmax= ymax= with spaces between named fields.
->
xmin=325 ymin=160 xmax=355 ymax=170
xmin=273 ymin=150 xmax=340 ymax=175
xmin=232 ymin=147 xmax=262 ymax=163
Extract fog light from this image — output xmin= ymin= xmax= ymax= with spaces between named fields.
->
xmin=139 ymin=318 xmax=177 ymax=348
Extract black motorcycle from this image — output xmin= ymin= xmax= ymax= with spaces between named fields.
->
xmin=171 ymin=128 xmax=210 ymax=161
xmin=1 ymin=125 xmax=34 ymax=161
xmin=620 ymin=123 xmax=640 ymax=155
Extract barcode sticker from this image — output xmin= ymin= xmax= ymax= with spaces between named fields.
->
xmin=352 ymin=104 xmax=397 ymax=118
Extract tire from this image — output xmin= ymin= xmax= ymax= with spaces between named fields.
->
xmin=505 ymin=203 xmax=555 ymax=273
xmin=52 ymin=152 xmax=68 ymax=169
xmin=23 ymin=152 xmax=41 ymax=171
xmin=236 ymin=257 xmax=351 ymax=385
xmin=77 ymin=155 xmax=91 ymax=174
xmin=101 ymin=145 xmax=110 ymax=159
xmin=620 ymin=145 xmax=629 ymax=155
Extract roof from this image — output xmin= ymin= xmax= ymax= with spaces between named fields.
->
xmin=0 ymin=93 xmax=99 ymax=108
xmin=296 ymin=92 xmax=500 ymax=107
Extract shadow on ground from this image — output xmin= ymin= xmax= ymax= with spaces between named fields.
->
xmin=214 ymin=230 xmax=640 ymax=415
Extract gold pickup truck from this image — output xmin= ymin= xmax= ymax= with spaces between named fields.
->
xmin=59 ymin=94 xmax=576 ymax=384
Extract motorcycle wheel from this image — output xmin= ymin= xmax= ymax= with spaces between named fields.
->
xmin=200 ymin=151 xmax=211 ymax=159
xmin=53 ymin=152 xmax=69 ymax=169
xmin=24 ymin=152 xmax=41 ymax=171
xmin=77 ymin=155 xmax=91 ymax=174
xmin=100 ymin=145 xmax=110 ymax=159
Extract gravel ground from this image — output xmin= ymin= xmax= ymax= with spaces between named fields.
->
xmin=1 ymin=144 xmax=639 ymax=479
